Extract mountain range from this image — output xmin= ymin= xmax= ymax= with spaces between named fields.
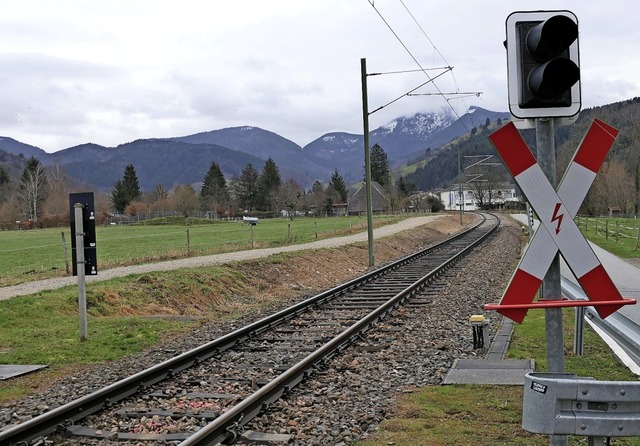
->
xmin=0 ymin=106 xmax=509 ymax=191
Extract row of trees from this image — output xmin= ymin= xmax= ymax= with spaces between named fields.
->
xmin=0 ymin=142 xmax=426 ymax=229
xmin=107 ymin=157 xmax=354 ymax=220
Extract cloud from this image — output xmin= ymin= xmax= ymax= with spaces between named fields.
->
xmin=1 ymin=1 xmax=640 ymax=152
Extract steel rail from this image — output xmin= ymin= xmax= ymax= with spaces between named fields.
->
xmin=0 ymin=213 xmax=494 ymax=445
xmin=179 ymin=213 xmax=499 ymax=445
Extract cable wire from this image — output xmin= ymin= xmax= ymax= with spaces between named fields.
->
xmin=366 ymin=0 xmax=480 ymax=131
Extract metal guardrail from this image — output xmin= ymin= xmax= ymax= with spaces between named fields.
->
xmin=561 ymin=277 xmax=640 ymax=368
xmin=523 ymin=372 xmax=640 ymax=437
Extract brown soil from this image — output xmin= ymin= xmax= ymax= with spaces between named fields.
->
xmin=231 ymin=213 xmax=474 ymax=307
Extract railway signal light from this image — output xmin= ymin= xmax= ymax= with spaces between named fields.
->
xmin=69 ymin=192 xmax=98 ymax=276
xmin=506 ymin=10 xmax=581 ymax=119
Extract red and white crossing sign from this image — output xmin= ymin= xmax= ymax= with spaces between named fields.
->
xmin=485 ymin=119 xmax=635 ymax=323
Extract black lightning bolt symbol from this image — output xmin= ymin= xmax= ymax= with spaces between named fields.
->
xmin=551 ymin=202 xmax=563 ymax=235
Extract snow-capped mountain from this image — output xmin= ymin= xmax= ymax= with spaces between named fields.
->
xmin=303 ymin=106 xmax=508 ymax=181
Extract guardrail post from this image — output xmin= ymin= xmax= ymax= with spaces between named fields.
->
xmin=573 ymin=307 xmax=584 ymax=356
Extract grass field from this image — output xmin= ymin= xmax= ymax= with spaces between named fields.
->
xmin=0 ymin=215 xmax=402 ymax=286
xmin=575 ymin=215 xmax=640 ymax=258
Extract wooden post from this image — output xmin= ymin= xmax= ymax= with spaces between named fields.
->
xmin=61 ymin=231 xmax=70 ymax=275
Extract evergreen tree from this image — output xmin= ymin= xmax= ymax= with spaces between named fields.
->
xmin=370 ymin=143 xmax=391 ymax=187
xmin=397 ymin=176 xmax=408 ymax=196
xmin=18 ymin=157 xmax=48 ymax=222
xmin=329 ymin=168 xmax=348 ymax=203
xmin=111 ymin=164 xmax=141 ymax=213
xmin=310 ymin=180 xmax=324 ymax=195
xmin=122 ymin=164 xmax=141 ymax=202
xmin=151 ymin=183 xmax=168 ymax=202
xmin=0 ymin=165 xmax=10 ymax=203
xmin=200 ymin=161 xmax=228 ymax=214
xmin=232 ymin=163 xmax=260 ymax=212
xmin=110 ymin=179 xmax=129 ymax=213
xmin=257 ymin=157 xmax=281 ymax=211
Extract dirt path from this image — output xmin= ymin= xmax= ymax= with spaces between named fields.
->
xmin=0 ymin=215 xmax=444 ymax=301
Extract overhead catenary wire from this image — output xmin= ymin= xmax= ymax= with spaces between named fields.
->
xmin=369 ymin=68 xmax=451 ymax=115
xmin=397 ymin=0 xmax=480 ymax=129
xmin=365 ymin=0 xmax=481 ymax=131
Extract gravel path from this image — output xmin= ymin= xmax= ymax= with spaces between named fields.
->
xmin=0 ymin=216 xmax=443 ymax=301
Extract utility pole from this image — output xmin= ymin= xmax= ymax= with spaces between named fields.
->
xmin=361 ymin=58 xmax=375 ymax=268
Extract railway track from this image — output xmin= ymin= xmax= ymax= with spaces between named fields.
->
xmin=0 ymin=212 xmax=500 ymax=446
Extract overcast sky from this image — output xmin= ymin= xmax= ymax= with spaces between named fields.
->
xmin=2 ymin=1 xmax=638 ymax=153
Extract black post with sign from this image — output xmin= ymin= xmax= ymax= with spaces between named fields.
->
xmin=69 ymin=192 xmax=97 ymax=276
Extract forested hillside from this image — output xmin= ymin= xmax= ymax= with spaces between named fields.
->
xmin=403 ymin=98 xmax=640 ymax=215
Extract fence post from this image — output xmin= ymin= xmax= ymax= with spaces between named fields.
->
xmin=315 ymin=221 xmax=318 ymax=240
xmin=287 ymin=223 xmax=291 ymax=244
xmin=606 ymin=220 xmax=608 ymax=239
xmin=61 ymin=231 xmax=70 ymax=275
xmin=186 ymin=228 xmax=190 ymax=254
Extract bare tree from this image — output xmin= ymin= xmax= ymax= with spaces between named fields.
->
xmin=171 ymin=184 xmax=199 ymax=218
xmin=601 ymin=161 xmax=636 ymax=214
xmin=44 ymin=164 xmax=71 ymax=216
xmin=277 ymin=179 xmax=304 ymax=219
xmin=467 ymin=165 xmax=502 ymax=209
xmin=18 ymin=157 xmax=48 ymax=222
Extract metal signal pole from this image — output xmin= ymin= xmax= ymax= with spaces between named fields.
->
xmin=536 ymin=118 xmax=566 ymax=446
xmin=361 ymin=58 xmax=375 ymax=268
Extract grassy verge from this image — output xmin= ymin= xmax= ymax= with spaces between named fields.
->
xmin=360 ymin=310 xmax=640 ymax=446
xmin=0 ymin=264 xmax=264 ymax=403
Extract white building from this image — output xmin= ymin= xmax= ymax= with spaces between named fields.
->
xmin=440 ymin=183 xmax=522 ymax=211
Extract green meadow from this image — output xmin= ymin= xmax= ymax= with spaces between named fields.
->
xmin=0 ymin=215 xmax=403 ymax=286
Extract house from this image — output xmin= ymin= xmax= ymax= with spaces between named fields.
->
xmin=440 ymin=183 xmax=522 ymax=211
xmin=347 ymin=181 xmax=390 ymax=215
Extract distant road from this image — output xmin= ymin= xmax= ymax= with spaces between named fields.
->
xmin=0 ymin=215 xmax=443 ymax=301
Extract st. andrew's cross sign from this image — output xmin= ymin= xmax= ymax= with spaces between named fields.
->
xmin=484 ymin=120 xmax=635 ymax=323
